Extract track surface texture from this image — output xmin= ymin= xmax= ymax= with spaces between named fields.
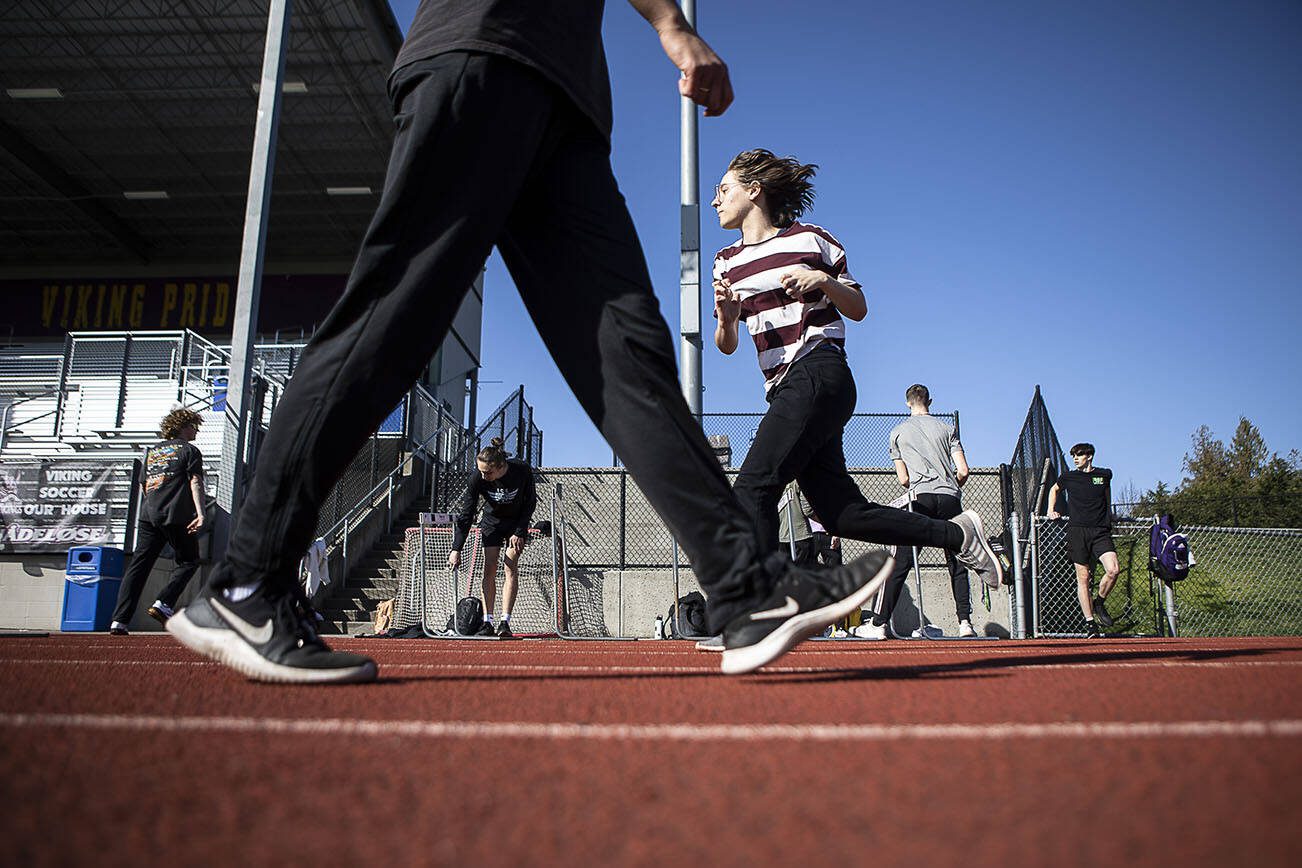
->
xmin=3 ymin=634 xmax=1300 ymax=867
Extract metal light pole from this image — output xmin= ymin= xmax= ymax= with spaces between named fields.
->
xmin=678 ymin=0 xmax=703 ymax=419
xmin=218 ymin=0 xmax=292 ymax=523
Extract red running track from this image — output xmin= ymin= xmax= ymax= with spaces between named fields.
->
xmin=2 ymin=635 xmax=1300 ymax=867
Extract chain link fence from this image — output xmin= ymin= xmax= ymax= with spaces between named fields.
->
xmin=1028 ymin=517 xmax=1302 ymax=637
xmin=695 ymin=412 xmax=958 ymax=469
xmin=539 ymin=466 xmax=1009 ymax=638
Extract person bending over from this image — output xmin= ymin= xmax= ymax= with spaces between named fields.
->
xmin=856 ymin=384 xmax=976 ymax=639
xmin=710 ymin=150 xmax=1003 ymax=595
xmin=109 ymin=409 xmax=207 ymax=635
xmin=448 ymin=438 xmax=536 ymax=638
xmin=1047 ymin=442 xmax=1119 ymax=638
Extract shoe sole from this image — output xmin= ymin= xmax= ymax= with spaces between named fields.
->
xmin=720 ymin=553 xmax=894 ymax=675
xmin=146 ymin=607 xmax=169 ymax=625
xmin=695 ymin=637 xmax=724 ymax=652
xmin=167 ymin=608 xmax=378 ymax=685
xmin=960 ymin=510 xmax=1005 ymax=588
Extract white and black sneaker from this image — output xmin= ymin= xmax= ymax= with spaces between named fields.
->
xmin=951 ymin=510 xmax=1004 ymax=589
xmin=167 ymin=590 xmax=377 ymax=684
xmin=720 ymin=551 xmax=894 ymax=675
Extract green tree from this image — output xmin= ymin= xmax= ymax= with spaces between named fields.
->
xmin=1142 ymin=418 xmax=1302 ymax=528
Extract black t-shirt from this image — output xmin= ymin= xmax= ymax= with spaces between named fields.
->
xmin=1057 ymin=467 xmax=1113 ymax=528
xmin=453 ymin=459 xmax=537 ymax=550
xmin=393 ymin=0 xmax=613 ymax=138
xmin=142 ymin=439 xmax=204 ymax=526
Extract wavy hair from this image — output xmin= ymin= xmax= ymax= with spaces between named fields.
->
xmin=727 ymin=148 xmax=818 ymax=228
xmin=159 ymin=408 xmax=203 ymax=439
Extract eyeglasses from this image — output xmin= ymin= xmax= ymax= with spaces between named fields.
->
xmin=713 ymin=183 xmax=731 ymax=200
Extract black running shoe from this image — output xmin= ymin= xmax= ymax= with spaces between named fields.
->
xmin=496 ymin=620 xmax=514 ymax=639
xmin=167 ymin=590 xmax=377 ymax=684
xmin=1092 ymin=596 xmax=1113 ymax=628
xmin=476 ymin=621 xmax=496 ymax=637
xmin=720 ymin=551 xmax=894 ymax=675
xmin=1085 ymin=619 xmax=1103 ymax=639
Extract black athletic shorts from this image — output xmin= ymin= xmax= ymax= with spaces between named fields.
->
xmin=480 ymin=519 xmax=524 ymax=550
xmin=1067 ymin=525 xmax=1115 ymax=566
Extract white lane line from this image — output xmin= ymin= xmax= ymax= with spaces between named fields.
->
xmin=0 ymin=712 xmax=1298 ymax=742
xmin=2 ymin=659 xmax=1301 ymax=674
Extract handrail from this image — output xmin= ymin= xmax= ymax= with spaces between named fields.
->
xmin=316 ymin=398 xmax=463 ymax=548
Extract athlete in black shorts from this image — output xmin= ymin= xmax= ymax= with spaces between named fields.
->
xmin=1047 ymin=443 xmax=1119 ymax=637
xmin=448 ymin=437 xmax=536 ymax=638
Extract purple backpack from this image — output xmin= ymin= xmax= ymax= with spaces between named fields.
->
xmin=1149 ymin=515 xmax=1191 ymax=582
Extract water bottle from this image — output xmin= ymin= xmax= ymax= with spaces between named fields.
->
xmin=653 ymin=615 xmax=664 ymax=639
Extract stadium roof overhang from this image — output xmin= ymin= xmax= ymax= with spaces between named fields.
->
xmin=0 ymin=0 xmax=403 ymax=272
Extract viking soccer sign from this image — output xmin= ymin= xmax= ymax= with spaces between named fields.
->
xmin=0 ymin=461 xmax=134 ymax=553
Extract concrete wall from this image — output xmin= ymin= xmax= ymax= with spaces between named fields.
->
xmin=0 ymin=553 xmax=210 ymax=632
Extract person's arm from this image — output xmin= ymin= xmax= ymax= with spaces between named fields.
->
xmin=1047 ymin=483 xmax=1061 ymax=519
xmin=953 ymin=446 xmax=970 ymax=488
xmin=893 ymin=458 xmax=910 ymax=488
xmin=777 ymin=269 xmax=867 ymax=321
xmin=448 ymin=474 xmax=482 ymax=566
xmin=186 ymin=474 xmax=206 ymax=534
xmin=713 ymin=279 xmax=740 ymax=354
xmin=511 ymin=469 xmax=538 ymax=549
xmin=628 ymin=0 xmax=733 ymax=116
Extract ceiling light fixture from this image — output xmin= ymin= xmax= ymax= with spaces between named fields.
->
xmin=6 ymin=88 xmax=64 ymax=99
xmin=326 ymin=186 xmax=372 ymax=196
xmin=250 ymin=80 xmax=308 ymax=94
xmin=123 ymin=190 xmax=169 ymax=200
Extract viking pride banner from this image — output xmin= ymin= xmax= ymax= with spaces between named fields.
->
xmin=0 ymin=461 xmax=137 ymax=553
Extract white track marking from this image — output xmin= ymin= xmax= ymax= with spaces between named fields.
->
xmin=0 ymin=712 xmax=1298 ymax=742
xmin=2 ymin=658 xmax=1301 ymax=674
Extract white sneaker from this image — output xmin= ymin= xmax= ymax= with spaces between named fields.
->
xmin=852 ymin=621 xmax=887 ymax=640
xmin=958 ymin=619 xmax=977 ymax=638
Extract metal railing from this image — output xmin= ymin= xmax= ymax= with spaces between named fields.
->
xmin=428 ymin=386 xmax=542 ymax=515
xmin=307 ymin=385 xmax=465 ymax=592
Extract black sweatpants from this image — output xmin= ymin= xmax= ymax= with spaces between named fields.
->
xmin=113 ymin=519 xmax=201 ymax=623
xmin=734 ymin=345 xmax=963 ymax=555
xmin=209 ymin=53 xmax=770 ymax=633
xmin=873 ymin=492 xmax=971 ymax=625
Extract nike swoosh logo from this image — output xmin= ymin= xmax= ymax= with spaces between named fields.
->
xmin=750 ymin=596 xmax=799 ymax=621
xmin=211 ymin=598 xmax=274 ymax=645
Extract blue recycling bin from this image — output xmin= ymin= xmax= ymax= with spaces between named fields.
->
xmin=61 ymin=546 xmax=126 ymax=632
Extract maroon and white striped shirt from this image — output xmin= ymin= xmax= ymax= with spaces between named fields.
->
xmin=713 ymin=221 xmax=862 ymax=392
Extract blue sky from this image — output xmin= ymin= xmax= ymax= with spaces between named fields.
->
xmin=388 ymin=0 xmax=1302 ymax=496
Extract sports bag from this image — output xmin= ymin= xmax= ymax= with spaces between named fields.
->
xmin=453 ymin=596 xmax=484 ymax=635
xmin=666 ymin=591 xmax=709 ymax=638
xmin=1149 ymin=515 xmax=1192 ymax=582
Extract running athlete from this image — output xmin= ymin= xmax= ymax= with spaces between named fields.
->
xmin=710 ymin=149 xmax=1003 ymax=593
xmin=448 ymin=438 xmax=536 ymax=638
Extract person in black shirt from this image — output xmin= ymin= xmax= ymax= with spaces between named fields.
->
xmin=169 ymin=0 xmax=889 ymax=683
xmin=447 ymin=438 xmax=536 ymax=638
xmin=109 ymin=409 xmax=207 ymax=635
xmin=1047 ymin=442 xmax=1120 ymax=637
